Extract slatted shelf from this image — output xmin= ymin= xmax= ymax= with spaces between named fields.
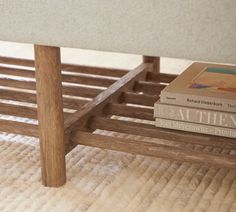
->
xmin=67 ymin=62 xmax=236 ymax=170
xmin=0 ymin=56 xmax=129 ymax=137
xmin=0 ymin=56 xmax=235 ymax=175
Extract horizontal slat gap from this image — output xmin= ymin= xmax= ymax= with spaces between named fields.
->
xmin=106 ymin=103 xmax=154 ymax=120
xmin=123 ymin=92 xmax=158 ymax=106
xmin=134 ymin=81 xmax=166 ymax=95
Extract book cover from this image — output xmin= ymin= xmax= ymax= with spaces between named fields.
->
xmin=160 ymin=63 xmax=236 ymax=112
xmin=154 ymin=101 xmax=236 ymax=128
xmin=155 ymin=117 xmax=236 ymax=139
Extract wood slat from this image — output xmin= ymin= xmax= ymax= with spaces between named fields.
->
xmin=0 ymin=89 xmax=88 ymax=110
xmin=0 ymin=119 xmax=38 ymax=137
xmin=62 ymin=74 xmax=115 ymax=87
xmin=147 ymin=72 xmax=177 ymax=83
xmin=72 ymin=131 xmax=236 ymax=169
xmin=0 ymin=77 xmax=101 ymax=98
xmin=0 ymin=66 xmax=34 ymax=77
xmin=0 ymin=66 xmax=116 ymax=87
xmin=123 ymin=92 xmax=158 ymax=106
xmin=0 ymin=56 xmax=129 ymax=77
xmin=0 ymin=102 xmax=37 ymax=119
xmin=105 ymin=103 xmax=154 ymax=120
xmin=0 ymin=102 xmax=70 ymax=119
xmin=64 ymin=63 xmax=150 ymax=131
xmin=0 ymin=56 xmax=34 ymax=67
xmin=90 ymin=117 xmax=236 ymax=150
xmin=61 ymin=64 xmax=128 ymax=78
xmin=143 ymin=56 xmax=160 ymax=73
xmin=34 ymin=45 xmax=66 ymax=187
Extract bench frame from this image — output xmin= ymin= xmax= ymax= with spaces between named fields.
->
xmin=0 ymin=45 xmax=235 ymax=187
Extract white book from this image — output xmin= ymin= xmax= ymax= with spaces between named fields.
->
xmin=155 ymin=117 xmax=236 ymax=139
xmin=160 ymin=63 xmax=236 ymax=112
xmin=154 ymin=101 xmax=236 ymax=129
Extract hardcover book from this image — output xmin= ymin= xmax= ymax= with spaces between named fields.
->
xmin=154 ymin=101 xmax=236 ymax=129
xmin=155 ymin=118 xmax=236 ymax=139
xmin=160 ymin=63 xmax=236 ymax=112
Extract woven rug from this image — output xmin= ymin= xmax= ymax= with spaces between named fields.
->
xmin=0 ymin=127 xmax=235 ymax=212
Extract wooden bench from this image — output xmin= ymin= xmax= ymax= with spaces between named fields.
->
xmin=0 ymin=1 xmax=235 ymax=187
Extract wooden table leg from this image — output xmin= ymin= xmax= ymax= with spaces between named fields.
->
xmin=143 ymin=56 xmax=160 ymax=73
xmin=34 ymin=45 xmax=66 ymax=187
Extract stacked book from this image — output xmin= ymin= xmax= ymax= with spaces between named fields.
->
xmin=154 ymin=62 xmax=236 ymax=138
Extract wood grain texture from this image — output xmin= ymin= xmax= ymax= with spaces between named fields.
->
xmin=0 ymin=77 xmax=101 ymax=98
xmin=34 ymin=45 xmax=66 ymax=187
xmin=90 ymin=117 xmax=236 ymax=150
xmin=143 ymin=56 xmax=160 ymax=73
xmin=0 ymin=65 xmax=116 ymax=88
xmin=0 ymin=89 xmax=88 ymax=110
xmin=0 ymin=56 xmax=128 ymax=77
xmin=64 ymin=63 xmax=150 ymax=131
xmin=72 ymin=131 xmax=236 ymax=169
xmin=0 ymin=119 xmax=38 ymax=137
xmin=123 ymin=92 xmax=158 ymax=106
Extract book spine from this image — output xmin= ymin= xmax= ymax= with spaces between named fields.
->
xmin=160 ymin=91 xmax=236 ymax=113
xmin=155 ymin=118 xmax=236 ymax=138
xmin=154 ymin=103 xmax=236 ymax=129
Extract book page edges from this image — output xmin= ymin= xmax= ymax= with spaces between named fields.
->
xmin=155 ymin=118 xmax=236 ymax=138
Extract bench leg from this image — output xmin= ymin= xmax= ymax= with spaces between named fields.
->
xmin=143 ymin=56 xmax=160 ymax=73
xmin=34 ymin=45 xmax=66 ymax=187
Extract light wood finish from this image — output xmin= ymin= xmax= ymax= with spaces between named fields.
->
xmin=0 ymin=77 xmax=101 ymax=98
xmin=0 ymin=102 xmax=37 ymax=119
xmin=90 ymin=117 xmax=236 ymax=150
xmin=0 ymin=55 xmax=236 ymax=188
xmin=64 ymin=63 xmax=150 ymax=131
xmin=63 ymin=63 xmax=149 ymax=153
xmin=143 ymin=56 xmax=160 ymax=73
xmin=0 ymin=88 xmax=88 ymax=110
xmin=72 ymin=131 xmax=236 ymax=169
xmin=0 ymin=119 xmax=38 ymax=137
xmin=34 ymin=45 xmax=66 ymax=187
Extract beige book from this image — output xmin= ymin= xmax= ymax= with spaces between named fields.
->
xmin=154 ymin=101 xmax=236 ymax=128
xmin=155 ymin=117 xmax=236 ymax=139
xmin=160 ymin=63 xmax=236 ymax=112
